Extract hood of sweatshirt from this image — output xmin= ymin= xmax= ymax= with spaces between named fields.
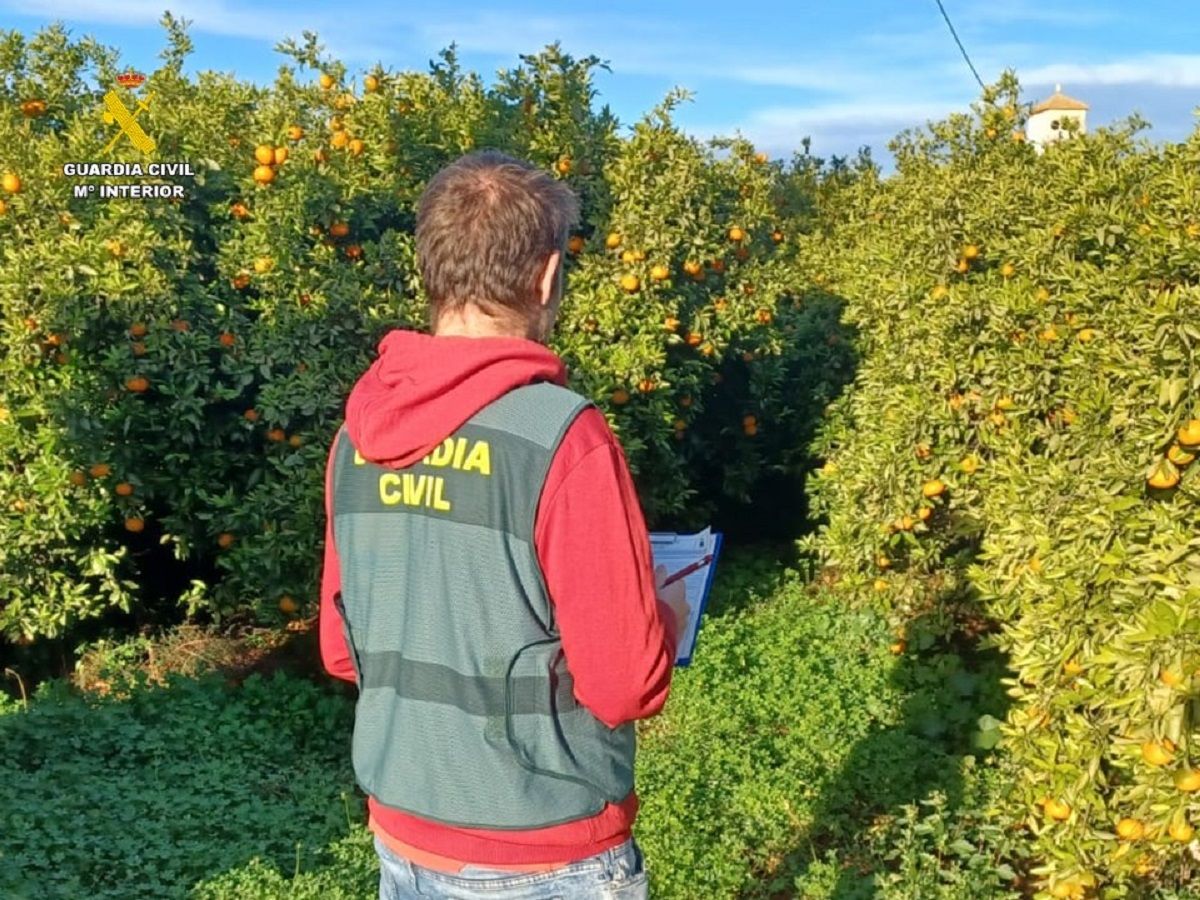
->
xmin=343 ymin=328 xmax=568 ymax=468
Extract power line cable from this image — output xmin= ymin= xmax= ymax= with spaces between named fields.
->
xmin=934 ymin=0 xmax=986 ymax=89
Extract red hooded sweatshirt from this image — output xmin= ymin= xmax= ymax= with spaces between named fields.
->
xmin=319 ymin=328 xmax=679 ymax=870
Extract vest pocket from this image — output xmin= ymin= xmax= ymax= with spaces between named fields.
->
xmin=504 ymin=639 xmax=635 ymax=803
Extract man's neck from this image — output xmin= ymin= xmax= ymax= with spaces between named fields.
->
xmin=433 ymin=308 xmax=544 ymax=341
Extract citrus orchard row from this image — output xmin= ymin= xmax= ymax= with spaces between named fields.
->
xmin=0 ymin=23 xmax=850 ymax=642
xmin=799 ymin=72 xmax=1200 ymax=895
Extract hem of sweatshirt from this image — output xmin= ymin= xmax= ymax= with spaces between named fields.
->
xmin=366 ymin=792 xmax=638 ymax=866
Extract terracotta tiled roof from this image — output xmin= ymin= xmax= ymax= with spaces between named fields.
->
xmin=1031 ymin=84 xmax=1089 ymax=114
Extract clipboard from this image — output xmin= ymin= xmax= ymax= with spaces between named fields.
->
xmin=649 ymin=527 xmax=724 ymax=666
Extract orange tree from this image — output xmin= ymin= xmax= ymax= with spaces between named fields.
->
xmin=0 ymin=18 xmax=850 ymax=642
xmin=798 ymin=71 xmax=1200 ymax=895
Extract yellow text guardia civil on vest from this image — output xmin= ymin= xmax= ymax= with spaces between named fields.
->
xmin=354 ymin=437 xmax=492 ymax=512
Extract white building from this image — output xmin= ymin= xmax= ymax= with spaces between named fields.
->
xmin=1027 ymin=84 xmax=1089 ymax=152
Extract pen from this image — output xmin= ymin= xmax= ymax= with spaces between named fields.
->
xmin=659 ymin=554 xmax=713 ymax=588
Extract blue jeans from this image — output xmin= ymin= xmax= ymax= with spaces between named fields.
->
xmin=375 ymin=833 xmax=650 ymax=899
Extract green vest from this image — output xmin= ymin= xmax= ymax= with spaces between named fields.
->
xmin=329 ymin=381 xmax=636 ymax=830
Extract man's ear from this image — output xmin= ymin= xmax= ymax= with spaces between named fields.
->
xmin=538 ymin=250 xmax=562 ymax=307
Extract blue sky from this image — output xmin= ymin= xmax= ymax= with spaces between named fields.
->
xmin=3 ymin=1 xmax=1198 ymax=165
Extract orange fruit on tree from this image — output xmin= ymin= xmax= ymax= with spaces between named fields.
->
xmin=663 ymin=316 xmax=679 ymax=332
xmin=230 ymin=201 xmax=250 ymax=220
xmin=637 ymin=378 xmax=656 ymax=394
xmin=2 ymin=172 xmax=21 ymax=193
xmin=960 ymin=455 xmax=979 ymax=474
xmin=114 ymin=482 xmax=134 ymax=497
xmin=650 ymin=264 xmax=669 ymax=282
xmin=1177 ymin=419 xmax=1200 ymax=447
xmin=753 ymin=151 xmax=768 ymax=164
xmin=555 ymin=156 xmax=571 ymax=175
xmin=1115 ymin=818 xmax=1145 ymax=841
xmin=930 ymin=284 xmax=948 ymax=300
xmin=129 ymin=322 xmax=148 ymax=338
xmin=742 ymin=414 xmax=757 ymax=429
xmin=1063 ymin=657 xmax=1083 ymax=675
xmin=620 ymin=249 xmax=636 ymax=264
xmin=289 ymin=435 xmax=303 ymax=448
xmin=1001 ymin=262 xmax=1016 ymax=278
xmin=278 ymin=595 xmax=299 ymax=615
xmin=125 ymin=375 xmax=149 ymax=393
xmin=1159 ymin=668 xmax=1182 ymax=687
xmin=962 ymin=244 xmax=980 ymax=260
xmin=682 ymin=259 xmax=702 ymax=276
xmin=273 ymin=146 xmax=288 ymax=165
xmin=1044 ymin=799 xmax=1071 ymax=821
xmin=889 ymin=640 xmax=906 ymax=654
xmin=20 ymin=98 xmax=47 ymax=117
xmin=915 ymin=442 xmax=932 ymax=460
xmin=1167 ymin=444 xmax=1195 ymax=466
xmin=254 ymin=144 xmax=275 ymax=165
xmin=170 ymin=318 xmax=190 ymax=332
xmin=709 ymin=258 xmax=726 ymax=273
xmin=873 ymin=578 xmax=888 ymax=592
xmin=329 ymin=221 xmax=351 ymax=238
xmin=605 ymin=232 xmax=622 ymax=249
xmin=217 ymin=532 xmax=236 ymax=549
xmin=620 ymin=274 xmax=640 ymax=293
xmin=218 ymin=332 xmax=236 ymax=348
xmin=364 ymin=74 xmax=380 ymax=93
xmin=917 ymin=506 xmax=933 ymax=522
xmin=610 ymin=388 xmax=630 ymax=406
xmin=685 ymin=332 xmax=702 ymax=347
xmin=286 ymin=125 xmax=304 ymax=141
xmin=567 ymin=235 xmax=585 ymax=254
xmin=232 ymin=272 xmax=251 ymax=290
xmin=699 ymin=342 xmax=715 ymax=357
xmin=252 ymin=165 xmax=275 ymax=184
xmin=88 ymin=462 xmax=111 ymax=478
xmin=124 ymin=516 xmax=145 ymax=533
xmin=1175 ymin=768 xmax=1200 ymax=792
xmin=243 ymin=408 xmax=260 ymax=422
xmin=876 ymin=554 xmax=892 ymax=570
xmin=922 ymin=479 xmax=946 ymax=498
xmin=1146 ymin=460 xmax=1180 ymax=490
xmin=348 ymin=139 xmax=365 ymax=156
xmin=1168 ymin=819 xmax=1195 ymax=842
xmin=771 ymin=230 xmax=783 ymax=243
xmin=253 ymin=256 xmax=273 ymax=274
xmin=266 ymin=428 xmax=286 ymax=442
xmin=344 ymin=244 xmax=363 ymax=260
xmin=319 ymin=72 xmax=335 ymax=90
xmin=1141 ymin=740 xmax=1174 ymax=766
xmin=900 ymin=515 xmax=915 ymax=531
xmin=69 ymin=471 xmax=87 ymax=487
xmin=755 ymin=308 xmax=773 ymax=325
xmin=955 ymin=258 xmax=969 ymax=274
xmin=728 ymin=226 xmax=746 ymax=242
xmin=331 ymin=130 xmax=350 ymax=149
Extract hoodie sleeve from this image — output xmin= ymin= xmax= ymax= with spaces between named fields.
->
xmin=534 ymin=407 xmax=678 ymax=730
xmin=319 ymin=429 xmax=358 ymax=683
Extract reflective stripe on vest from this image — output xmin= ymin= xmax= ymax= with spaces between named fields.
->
xmin=330 ymin=381 xmax=636 ymax=829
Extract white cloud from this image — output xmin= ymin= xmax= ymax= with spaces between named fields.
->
xmin=1022 ymin=54 xmax=1200 ymax=88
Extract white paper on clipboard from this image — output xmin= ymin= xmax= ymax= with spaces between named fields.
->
xmin=649 ymin=527 xmax=723 ymax=666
